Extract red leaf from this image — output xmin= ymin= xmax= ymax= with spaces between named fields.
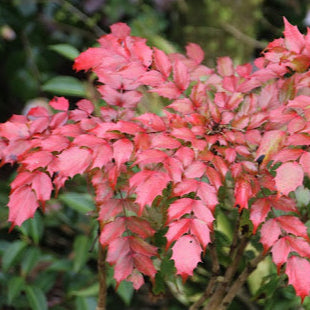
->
xmin=31 ymin=171 xmax=53 ymax=202
xmin=255 ymin=130 xmax=286 ymax=167
xmin=286 ymin=256 xmax=310 ymax=302
xmin=260 ymin=218 xmax=281 ymax=253
xmin=129 ymin=170 xmax=170 ymax=214
xmin=49 ymin=97 xmax=69 ymax=111
xmin=271 ymin=236 xmax=291 ymax=272
xmin=166 ymin=218 xmax=191 ymax=248
xmin=135 ymin=113 xmax=166 ymax=132
xmin=110 ymin=22 xmax=131 ymax=39
xmin=276 ymin=215 xmax=308 ymax=239
xmin=149 ymin=82 xmax=181 ymax=99
xmin=186 ymin=43 xmax=204 ymax=65
xmin=126 ymin=217 xmax=155 ymax=238
xmin=196 ymin=182 xmax=218 ymax=212
xmin=153 ymin=47 xmax=171 ymax=78
xmin=217 ymin=57 xmax=234 ymax=76
xmin=250 ymin=198 xmax=271 ymax=234
xmin=283 ymin=17 xmax=304 ymax=53
xmin=8 ymin=185 xmax=39 ymax=227
xmin=234 ymin=178 xmax=252 ymax=210
xmin=100 ymin=217 xmax=126 ymax=247
xmin=134 ymin=149 xmax=168 ymax=167
xmin=113 ymin=138 xmax=133 ymax=168
xmin=21 ymin=151 xmax=54 ymax=171
xmin=300 ymin=152 xmax=310 ymax=176
xmin=151 ymin=134 xmax=181 ymax=149
xmin=56 ymin=146 xmax=92 ymax=178
xmin=171 ymin=235 xmax=202 ymax=281
xmin=173 ymin=59 xmax=190 ymax=91
xmin=76 ymin=99 xmax=94 ymax=114
xmin=90 ymin=144 xmax=113 ymax=170
xmin=275 ymin=162 xmax=304 ymax=196
xmin=98 ymin=199 xmax=123 ymax=222
xmin=184 ymin=161 xmax=206 ymax=178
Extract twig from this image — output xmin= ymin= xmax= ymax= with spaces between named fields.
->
xmin=218 ymin=252 xmax=266 ymax=310
xmin=51 ymin=0 xmax=106 ymax=37
xmin=221 ymin=22 xmax=266 ymax=49
xmin=97 ymin=238 xmax=107 ymax=310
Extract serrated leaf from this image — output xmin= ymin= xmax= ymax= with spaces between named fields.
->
xmin=25 ymin=286 xmax=47 ymax=310
xmin=286 ymin=256 xmax=310 ymax=302
xmin=42 ymin=76 xmax=86 ymax=97
xmin=275 ymin=162 xmax=304 ymax=196
xmin=2 ymin=240 xmax=27 ymax=272
xmin=171 ymin=235 xmax=202 ymax=281
xmin=49 ymin=44 xmax=80 ymax=60
xmin=59 ymin=192 xmax=94 ymax=213
xmin=8 ymin=276 xmax=25 ymax=304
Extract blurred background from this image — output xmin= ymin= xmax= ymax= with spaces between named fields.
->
xmin=1 ymin=1 xmax=310 ymax=309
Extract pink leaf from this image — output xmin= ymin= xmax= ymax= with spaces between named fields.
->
xmin=100 ymin=218 xmax=126 ymax=247
xmin=276 ymin=215 xmax=309 ymax=239
xmin=217 ymin=57 xmax=234 ymax=76
xmin=275 ymin=162 xmax=304 ymax=196
xmin=250 ymin=198 xmax=272 ymax=234
xmin=255 ymin=130 xmax=286 ymax=167
xmin=153 ymin=47 xmax=171 ymax=78
xmin=8 ymin=185 xmax=39 ymax=227
xmin=171 ymin=235 xmax=202 ymax=281
xmin=271 ymin=236 xmax=291 ymax=272
xmin=21 ymin=151 xmax=54 ymax=171
xmin=134 ymin=149 xmax=168 ymax=167
xmin=113 ymin=138 xmax=133 ymax=168
xmin=110 ymin=22 xmax=131 ymax=39
xmin=56 ymin=147 xmax=92 ymax=178
xmin=260 ymin=218 xmax=281 ymax=253
xmin=166 ymin=218 xmax=191 ymax=248
xmin=173 ymin=59 xmax=190 ymax=91
xmin=129 ymin=170 xmax=170 ymax=214
xmin=31 ymin=171 xmax=53 ymax=202
xmin=49 ymin=97 xmax=69 ymax=111
xmin=286 ymin=256 xmax=310 ymax=302
xmin=186 ymin=43 xmax=204 ymax=64
xmin=283 ymin=17 xmax=304 ymax=53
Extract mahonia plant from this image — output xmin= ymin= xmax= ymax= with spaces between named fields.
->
xmin=2 ymin=17 xmax=310 ymax=307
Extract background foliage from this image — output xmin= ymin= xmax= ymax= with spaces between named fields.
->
xmin=0 ymin=0 xmax=310 ymax=309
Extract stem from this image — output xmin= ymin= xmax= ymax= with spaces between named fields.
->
xmin=218 ymin=252 xmax=266 ymax=310
xmin=97 ymin=242 xmax=107 ymax=310
xmin=203 ymin=234 xmax=248 ymax=310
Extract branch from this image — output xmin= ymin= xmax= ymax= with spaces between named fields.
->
xmin=51 ymin=0 xmax=106 ymax=37
xmin=97 ymin=241 xmax=107 ymax=310
xmin=218 ymin=252 xmax=266 ymax=310
xmin=221 ymin=22 xmax=266 ymax=49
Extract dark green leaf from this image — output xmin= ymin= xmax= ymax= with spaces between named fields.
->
xmin=42 ymin=76 xmax=86 ymax=97
xmin=2 ymin=240 xmax=27 ymax=272
xmin=49 ymin=44 xmax=80 ymax=61
xmin=74 ymin=296 xmax=97 ymax=310
xmin=59 ymin=192 xmax=95 ymax=214
xmin=8 ymin=276 xmax=25 ymax=304
xmin=73 ymin=235 xmax=90 ymax=273
xmin=25 ymin=286 xmax=47 ymax=310
xmin=116 ymin=281 xmax=134 ymax=306
xmin=21 ymin=247 xmax=40 ymax=276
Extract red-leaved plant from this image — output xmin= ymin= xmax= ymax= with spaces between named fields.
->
xmin=2 ymin=18 xmax=310 ymax=309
